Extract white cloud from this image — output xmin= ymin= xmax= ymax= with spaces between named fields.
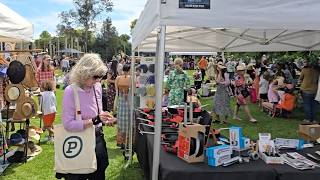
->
xmin=31 ymin=0 xmax=148 ymax=38
xmin=111 ymin=0 xmax=147 ymax=35
xmin=31 ymin=12 xmax=60 ymax=38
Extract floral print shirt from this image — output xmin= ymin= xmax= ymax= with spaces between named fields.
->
xmin=167 ymin=69 xmax=190 ymax=106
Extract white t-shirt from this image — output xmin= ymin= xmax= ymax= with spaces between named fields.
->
xmin=40 ymin=91 xmax=57 ymax=115
xmin=259 ymin=77 xmax=269 ymax=94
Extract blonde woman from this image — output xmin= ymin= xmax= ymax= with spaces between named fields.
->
xmin=57 ymin=53 xmax=114 ymax=180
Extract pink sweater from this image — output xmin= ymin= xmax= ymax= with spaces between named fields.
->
xmin=62 ymin=83 xmax=103 ymax=132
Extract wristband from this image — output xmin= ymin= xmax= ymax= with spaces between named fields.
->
xmin=92 ymin=115 xmax=102 ymax=125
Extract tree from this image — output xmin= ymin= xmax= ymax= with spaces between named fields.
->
xmin=130 ymin=19 xmax=137 ymax=34
xmin=72 ymin=0 xmax=113 ymax=52
xmin=35 ymin=31 xmax=52 ymax=50
xmin=118 ymin=34 xmax=131 ymax=55
xmin=93 ymin=17 xmax=119 ymax=60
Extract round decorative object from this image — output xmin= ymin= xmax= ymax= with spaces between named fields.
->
xmin=7 ymin=60 xmax=26 ymax=84
xmin=5 ymin=84 xmax=24 ymax=103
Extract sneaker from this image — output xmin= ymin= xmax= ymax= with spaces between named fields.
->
xmin=233 ymin=116 xmax=242 ymax=121
xmin=249 ymin=119 xmax=258 ymax=123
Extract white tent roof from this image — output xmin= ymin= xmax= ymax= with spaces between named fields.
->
xmin=0 ymin=2 xmax=33 ymax=42
xmin=132 ymin=0 xmax=320 ymax=52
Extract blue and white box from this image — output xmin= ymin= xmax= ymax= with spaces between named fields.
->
xmin=206 ymin=145 xmax=232 ymax=159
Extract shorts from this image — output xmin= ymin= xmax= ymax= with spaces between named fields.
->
xmin=43 ymin=113 xmax=56 ymax=127
xmin=259 ymin=93 xmax=268 ymax=100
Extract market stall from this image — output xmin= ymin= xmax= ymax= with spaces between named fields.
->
xmin=132 ymin=0 xmax=320 ymax=180
xmin=0 ymin=2 xmax=38 ymax=175
xmin=0 ymin=2 xmax=33 ymax=42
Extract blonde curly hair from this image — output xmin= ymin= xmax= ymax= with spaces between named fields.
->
xmin=70 ymin=53 xmax=107 ymax=87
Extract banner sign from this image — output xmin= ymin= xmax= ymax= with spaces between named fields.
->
xmin=179 ymin=0 xmax=210 ymax=9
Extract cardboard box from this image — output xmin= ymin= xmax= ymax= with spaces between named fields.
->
xmin=206 ymin=145 xmax=232 ymax=159
xmin=260 ymin=152 xmax=284 ymax=164
xmin=177 ymin=123 xmax=206 ymax=163
xmin=299 ymin=124 xmax=320 ymax=140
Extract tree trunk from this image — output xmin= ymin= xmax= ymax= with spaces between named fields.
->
xmin=85 ymin=27 xmax=88 ymax=53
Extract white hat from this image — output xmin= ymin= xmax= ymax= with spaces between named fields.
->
xmin=28 ymin=128 xmax=40 ymax=141
xmin=236 ymin=64 xmax=246 ymax=71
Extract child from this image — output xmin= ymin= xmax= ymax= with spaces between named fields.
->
xmin=259 ymin=71 xmax=269 ymax=111
xmin=40 ymin=80 xmax=57 ymax=142
xmin=276 ymin=88 xmax=296 ymax=117
xmin=193 ymin=67 xmax=202 ymax=90
xmin=186 ymin=88 xmax=202 ymax=108
xmin=162 ymin=89 xmax=169 ymax=107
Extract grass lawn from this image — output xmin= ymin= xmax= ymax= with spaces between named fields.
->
xmin=2 ymin=87 xmax=143 ymax=180
xmin=2 ymin=70 xmax=319 ymax=179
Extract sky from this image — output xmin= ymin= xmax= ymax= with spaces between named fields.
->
xmin=1 ymin=0 xmax=147 ymax=39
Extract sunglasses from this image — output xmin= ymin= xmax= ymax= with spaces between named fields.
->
xmin=93 ymin=75 xmax=104 ymax=79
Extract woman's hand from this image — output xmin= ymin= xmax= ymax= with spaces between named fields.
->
xmin=100 ymin=111 xmax=117 ymax=126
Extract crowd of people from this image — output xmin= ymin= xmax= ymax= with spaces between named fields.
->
xmin=21 ymin=52 xmax=319 ymax=178
xmin=184 ymin=55 xmax=320 ymax=124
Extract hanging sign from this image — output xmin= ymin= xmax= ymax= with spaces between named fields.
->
xmin=179 ymin=0 xmax=210 ymax=9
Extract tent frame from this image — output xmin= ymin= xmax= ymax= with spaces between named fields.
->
xmin=132 ymin=1 xmax=320 ymax=180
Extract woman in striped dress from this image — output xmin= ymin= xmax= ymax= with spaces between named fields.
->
xmin=115 ymin=64 xmax=134 ymax=147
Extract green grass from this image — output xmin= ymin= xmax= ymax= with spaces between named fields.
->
xmin=2 ymin=88 xmax=143 ymax=180
xmin=200 ymin=97 xmax=318 ymax=140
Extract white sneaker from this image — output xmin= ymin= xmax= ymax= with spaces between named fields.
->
xmin=249 ymin=119 xmax=258 ymax=123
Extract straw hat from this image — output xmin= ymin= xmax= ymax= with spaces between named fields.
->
xmin=236 ymin=64 xmax=246 ymax=71
xmin=5 ymin=84 xmax=25 ymax=103
xmin=29 ymin=126 xmax=44 ymax=134
xmin=13 ymin=97 xmax=38 ymax=120
xmin=28 ymin=128 xmax=40 ymax=141
xmin=21 ymin=63 xmax=39 ymax=90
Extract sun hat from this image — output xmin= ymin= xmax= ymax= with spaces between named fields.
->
xmin=16 ymin=129 xmax=27 ymax=139
xmin=9 ymin=133 xmax=25 ymax=145
xmin=147 ymin=75 xmax=155 ymax=84
xmin=139 ymin=64 xmax=148 ymax=73
xmin=146 ymin=98 xmax=155 ymax=109
xmin=21 ymin=63 xmax=39 ymax=90
xmin=5 ymin=84 xmax=24 ymax=103
xmin=13 ymin=97 xmax=37 ymax=120
xmin=29 ymin=126 xmax=44 ymax=134
xmin=236 ymin=64 xmax=246 ymax=71
xmin=6 ymin=60 xmax=26 ymax=84
xmin=28 ymin=128 xmax=40 ymax=141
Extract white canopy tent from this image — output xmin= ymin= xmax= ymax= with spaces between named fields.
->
xmin=133 ymin=0 xmax=320 ymax=52
xmin=0 ymin=2 xmax=33 ymax=42
xmin=132 ymin=1 xmax=320 ymax=180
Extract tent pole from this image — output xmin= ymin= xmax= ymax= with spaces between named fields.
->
xmin=152 ymin=25 xmax=166 ymax=180
xmin=128 ymin=51 xmax=136 ymax=167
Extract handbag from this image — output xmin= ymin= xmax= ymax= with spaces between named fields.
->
xmin=54 ymin=84 xmax=97 ymax=174
xmin=241 ymin=87 xmax=250 ymax=98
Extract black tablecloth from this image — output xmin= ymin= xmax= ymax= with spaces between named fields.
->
xmin=135 ymin=127 xmax=320 ymax=180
